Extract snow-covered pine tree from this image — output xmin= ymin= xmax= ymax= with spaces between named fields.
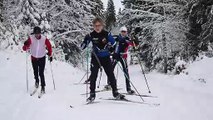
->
xmin=118 ymin=0 xmax=188 ymax=73
xmin=200 ymin=5 xmax=213 ymax=56
xmin=0 ymin=0 xmax=5 ymax=49
xmin=2 ymin=0 xmax=51 ymax=50
xmin=187 ymin=0 xmax=213 ymax=59
xmin=0 ymin=0 xmax=3 ymax=22
xmin=90 ymin=0 xmax=104 ymax=18
xmin=1 ymin=0 xmax=104 ymax=66
xmin=41 ymin=0 xmax=96 ymax=66
xmin=105 ymin=0 xmax=116 ymax=31
xmin=122 ymin=0 xmax=137 ymax=9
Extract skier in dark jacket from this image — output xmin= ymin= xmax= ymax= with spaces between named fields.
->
xmin=81 ymin=18 xmax=125 ymax=102
xmin=106 ymin=26 xmax=135 ymax=94
xmin=23 ymin=26 xmax=52 ymax=94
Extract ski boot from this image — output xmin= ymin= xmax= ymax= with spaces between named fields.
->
xmin=104 ymin=85 xmax=112 ymax=91
xmin=84 ymin=79 xmax=90 ymax=84
xmin=38 ymin=86 xmax=45 ymax=98
xmin=35 ymin=82 xmax=39 ymax=89
xmin=127 ymin=89 xmax=135 ymax=95
xmin=41 ymin=86 xmax=45 ymax=94
xmin=87 ymin=93 xmax=96 ymax=103
xmin=113 ymin=91 xmax=125 ymax=100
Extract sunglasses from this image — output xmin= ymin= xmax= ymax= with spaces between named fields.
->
xmin=94 ymin=24 xmax=103 ymax=27
xmin=121 ymin=31 xmax=127 ymax=33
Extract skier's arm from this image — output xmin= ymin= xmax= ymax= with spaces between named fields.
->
xmin=45 ymin=38 xmax=52 ymax=56
xmin=81 ymin=34 xmax=91 ymax=50
xmin=22 ymin=37 xmax=32 ymax=51
xmin=108 ymin=33 xmax=116 ymax=47
xmin=125 ymin=37 xmax=132 ymax=47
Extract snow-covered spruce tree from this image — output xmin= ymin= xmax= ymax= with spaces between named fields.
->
xmin=42 ymin=0 xmax=96 ymax=67
xmin=117 ymin=0 xmax=188 ymax=73
xmin=2 ymin=0 xmax=51 ymax=51
xmin=186 ymin=0 xmax=213 ymax=59
xmin=200 ymin=6 xmax=213 ymax=57
xmin=90 ymin=0 xmax=104 ymax=18
xmin=1 ymin=0 xmax=104 ymax=66
xmin=0 ymin=0 xmax=3 ymax=46
xmin=0 ymin=0 xmax=3 ymax=22
xmin=105 ymin=0 xmax=116 ymax=31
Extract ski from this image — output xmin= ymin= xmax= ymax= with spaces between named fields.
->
xmin=69 ymin=101 xmax=99 ymax=108
xmin=73 ymin=82 xmax=89 ymax=85
xmin=99 ymin=98 xmax=160 ymax=107
xmin=80 ymin=89 xmax=108 ymax=96
xmin=30 ymin=88 xmax=39 ymax=96
xmin=38 ymin=92 xmax=45 ymax=99
xmin=85 ymin=100 xmax=100 ymax=105
xmin=80 ymin=88 xmax=122 ymax=96
xmin=100 ymin=97 xmax=144 ymax=104
xmin=121 ymin=93 xmax=158 ymax=98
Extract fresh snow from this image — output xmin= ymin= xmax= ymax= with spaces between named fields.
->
xmin=0 ymin=50 xmax=213 ymax=120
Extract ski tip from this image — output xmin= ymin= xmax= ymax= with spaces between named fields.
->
xmin=70 ymin=105 xmax=74 ymax=108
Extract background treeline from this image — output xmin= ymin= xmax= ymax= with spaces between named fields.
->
xmin=0 ymin=0 xmax=213 ymax=73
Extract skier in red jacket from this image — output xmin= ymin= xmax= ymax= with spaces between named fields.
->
xmin=23 ymin=26 xmax=52 ymax=93
xmin=105 ymin=26 xmax=135 ymax=94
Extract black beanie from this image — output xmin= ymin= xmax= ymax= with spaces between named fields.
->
xmin=33 ymin=26 xmax=41 ymax=34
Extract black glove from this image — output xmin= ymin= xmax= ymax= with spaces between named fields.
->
xmin=47 ymin=52 xmax=51 ymax=56
xmin=109 ymin=46 xmax=115 ymax=53
xmin=113 ymin=53 xmax=120 ymax=60
xmin=49 ymin=56 xmax=53 ymax=62
xmin=24 ymin=41 xmax=29 ymax=46
xmin=121 ymin=42 xmax=128 ymax=48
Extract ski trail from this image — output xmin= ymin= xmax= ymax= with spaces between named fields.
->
xmin=0 ymin=51 xmax=213 ymax=120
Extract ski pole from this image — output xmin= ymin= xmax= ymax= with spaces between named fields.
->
xmin=116 ymin=63 xmax=119 ymax=80
xmin=136 ymin=53 xmax=151 ymax=93
xmin=49 ymin=62 xmax=56 ymax=90
xmin=133 ymin=41 xmax=151 ymax=93
xmin=78 ymin=72 xmax=87 ymax=84
xmin=86 ymin=47 xmax=89 ymax=99
xmin=117 ymin=62 xmax=145 ymax=102
xmin=97 ymin=68 xmax=103 ymax=88
xmin=26 ymin=52 xmax=29 ymax=92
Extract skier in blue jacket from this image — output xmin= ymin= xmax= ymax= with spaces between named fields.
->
xmin=81 ymin=18 xmax=125 ymax=102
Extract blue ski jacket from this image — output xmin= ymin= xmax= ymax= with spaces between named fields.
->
xmin=81 ymin=30 xmax=116 ymax=57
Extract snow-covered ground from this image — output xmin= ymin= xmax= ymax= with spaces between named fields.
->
xmin=0 ymin=50 xmax=213 ymax=120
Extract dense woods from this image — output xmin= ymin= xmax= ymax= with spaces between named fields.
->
xmin=0 ymin=0 xmax=212 ymax=73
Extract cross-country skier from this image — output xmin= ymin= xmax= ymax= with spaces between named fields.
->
xmin=105 ymin=26 xmax=135 ymax=94
xmin=81 ymin=18 xmax=125 ymax=102
xmin=23 ymin=26 xmax=52 ymax=94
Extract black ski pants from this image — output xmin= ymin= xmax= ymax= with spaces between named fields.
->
xmin=111 ymin=56 xmax=131 ymax=91
xmin=31 ymin=56 xmax=46 ymax=87
xmin=90 ymin=55 xmax=118 ymax=94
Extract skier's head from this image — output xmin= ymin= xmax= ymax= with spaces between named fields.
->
xmin=93 ymin=17 xmax=104 ymax=33
xmin=120 ymin=26 xmax=128 ymax=37
xmin=33 ymin=26 xmax=42 ymax=39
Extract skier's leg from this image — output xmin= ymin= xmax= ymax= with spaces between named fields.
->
xmin=38 ymin=57 xmax=46 ymax=90
xmin=102 ymin=57 xmax=125 ymax=99
xmin=31 ymin=59 xmax=39 ymax=86
xmin=106 ymin=59 xmax=117 ymax=88
xmin=89 ymin=56 xmax=99 ymax=94
xmin=120 ymin=58 xmax=131 ymax=91
xmin=101 ymin=57 xmax=118 ymax=94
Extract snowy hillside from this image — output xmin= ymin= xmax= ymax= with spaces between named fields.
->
xmin=0 ymin=50 xmax=213 ymax=120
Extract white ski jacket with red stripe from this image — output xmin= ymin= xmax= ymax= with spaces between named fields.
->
xmin=23 ymin=35 xmax=52 ymax=59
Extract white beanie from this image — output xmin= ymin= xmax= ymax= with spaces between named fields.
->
xmin=120 ymin=26 xmax=128 ymax=32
